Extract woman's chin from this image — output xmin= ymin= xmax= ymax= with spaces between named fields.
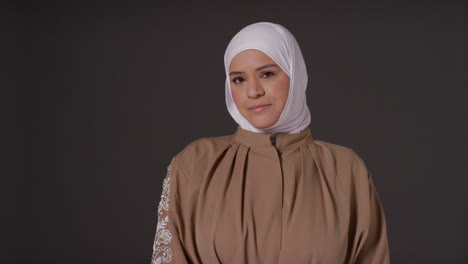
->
xmin=240 ymin=111 xmax=280 ymax=130
xmin=249 ymin=119 xmax=278 ymax=129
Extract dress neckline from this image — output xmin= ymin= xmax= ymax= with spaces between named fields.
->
xmin=233 ymin=125 xmax=314 ymax=151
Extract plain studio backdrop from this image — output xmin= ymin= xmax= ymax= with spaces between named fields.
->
xmin=5 ymin=1 xmax=467 ymax=263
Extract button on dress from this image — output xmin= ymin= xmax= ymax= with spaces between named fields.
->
xmin=150 ymin=126 xmax=390 ymax=264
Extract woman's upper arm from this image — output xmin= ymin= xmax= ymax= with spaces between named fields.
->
xmin=355 ymin=174 xmax=391 ymax=264
xmin=150 ymin=157 xmax=192 ymax=264
xmin=351 ymin=152 xmax=391 ymax=264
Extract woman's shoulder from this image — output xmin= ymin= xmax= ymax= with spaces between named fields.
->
xmin=311 ymin=139 xmax=358 ymax=161
xmin=311 ymin=139 xmax=371 ymax=189
xmin=310 ymin=139 xmax=369 ymax=176
xmin=170 ymin=133 xmax=236 ymax=181
xmin=175 ymin=134 xmax=235 ymax=159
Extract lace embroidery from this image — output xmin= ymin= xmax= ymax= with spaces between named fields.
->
xmin=151 ymin=164 xmax=173 ymax=264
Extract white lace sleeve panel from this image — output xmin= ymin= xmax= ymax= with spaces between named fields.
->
xmin=150 ymin=157 xmax=193 ymax=264
xmin=151 ymin=163 xmax=174 ymax=264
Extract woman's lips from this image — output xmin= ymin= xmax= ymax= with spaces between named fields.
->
xmin=249 ymin=104 xmax=271 ymax=112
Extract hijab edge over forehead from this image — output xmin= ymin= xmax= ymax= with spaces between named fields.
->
xmin=224 ymin=22 xmax=311 ymax=135
xmin=227 ymin=48 xmax=291 ymax=78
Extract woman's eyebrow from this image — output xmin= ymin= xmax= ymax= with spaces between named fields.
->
xmin=229 ymin=64 xmax=279 ymax=76
xmin=255 ymin=63 xmax=278 ymax=71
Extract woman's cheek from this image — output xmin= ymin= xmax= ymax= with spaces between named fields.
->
xmin=231 ymin=88 xmax=242 ymax=107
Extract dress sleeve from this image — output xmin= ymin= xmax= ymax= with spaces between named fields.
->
xmin=352 ymin=153 xmax=391 ymax=264
xmin=355 ymin=176 xmax=391 ymax=264
xmin=150 ymin=157 xmax=191 ymax=264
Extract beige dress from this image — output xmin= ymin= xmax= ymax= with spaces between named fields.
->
xmin=150 ymin=125 xmax=390 ymax=264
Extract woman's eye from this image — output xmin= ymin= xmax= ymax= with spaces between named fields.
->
xmin=232 ymin=77 xmax=244 ymax=84
xmin=262 ymin=71 xmax=275 ymax=78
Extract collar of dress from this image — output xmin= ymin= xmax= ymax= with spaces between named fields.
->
xmin=233 ymin=125 xmax=314 ymax=150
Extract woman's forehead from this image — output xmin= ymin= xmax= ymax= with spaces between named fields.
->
xmin=230 ymin=49 xmax=276 ymax=69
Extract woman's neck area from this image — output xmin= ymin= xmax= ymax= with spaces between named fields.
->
xmin=233 ymin=125 xmax=313 ymax=151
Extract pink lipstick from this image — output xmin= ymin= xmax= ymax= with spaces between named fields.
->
xmin=249 ymin=104 xmax=271 ymax=112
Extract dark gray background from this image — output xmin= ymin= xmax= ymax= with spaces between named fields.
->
xmin=7 ymin=1 xmax=467 ymax=263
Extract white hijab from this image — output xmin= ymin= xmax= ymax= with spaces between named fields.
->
xmin=224 ymin=22 xmax=311 ymax=134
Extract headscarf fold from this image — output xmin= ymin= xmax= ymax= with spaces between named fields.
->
xmin=224 ymin=22 xmax=311 ymax=134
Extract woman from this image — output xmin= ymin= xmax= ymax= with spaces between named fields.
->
xmin=150 ymin=22 xmax=390 ymax=264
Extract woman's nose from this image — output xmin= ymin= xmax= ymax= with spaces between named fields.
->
xmin=247 ymin=78 xmax=265 ymax=99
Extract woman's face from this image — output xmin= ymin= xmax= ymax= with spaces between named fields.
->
xmin=229 ymin=49 xmax=290 ymax=129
